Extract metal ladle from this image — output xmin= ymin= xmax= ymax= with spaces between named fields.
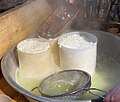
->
xmin=32 ymin=70 xmax=108 ymax=100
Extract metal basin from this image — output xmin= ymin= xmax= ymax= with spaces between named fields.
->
xmin=1 ymin=30 xmax=120 ymax=102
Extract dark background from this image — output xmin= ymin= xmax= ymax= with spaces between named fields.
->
xmin=0 ymin=0 xmax=27 ymax=13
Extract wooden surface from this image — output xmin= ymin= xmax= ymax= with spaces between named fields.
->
xmin=0 ymin=0 xmax=52 ymax=60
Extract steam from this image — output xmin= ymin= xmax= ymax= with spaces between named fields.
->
xmin=38 ymin=0 xmax=112 ymax=39
xmin=71 ymin=0 xmax=111 ymax=31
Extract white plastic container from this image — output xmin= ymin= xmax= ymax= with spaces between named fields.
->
xmin=17 ymin=38 xmax=51 ymax=78
xmin=58 ymin=31 xmax=97 ymax=75
xmin=17 ymin=38 xmax=60 ymax=81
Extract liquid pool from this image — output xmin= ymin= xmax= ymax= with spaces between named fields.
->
xmin=16 ymin=52 xmax=120 ymax=100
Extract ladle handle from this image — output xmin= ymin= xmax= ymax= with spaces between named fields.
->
xmin=84 ymin=88 xmax=109 ymax=99
xmin=31 ymin=87 xmax=38 ymax=91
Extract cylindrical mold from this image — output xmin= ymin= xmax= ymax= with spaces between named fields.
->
xmin=58 ymin=31 xmax=97 ymax=75
xmin=17 ymin=38 xmax=56 ymax=79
